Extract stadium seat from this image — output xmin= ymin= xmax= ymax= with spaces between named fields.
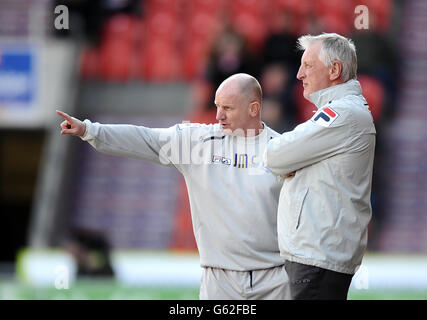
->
xmin=229 ymin=0 xmax=265 ymax=14
xmin=140 ymin=40 xmax=180 ymax=81
xmin=97 ymin=14 xmax=141 ymax=81
xmin=189 ymin=0 xmax=225 ymax=15
xmin=99 ymin=40 xmax=133 ymax=81
xmin=232 ymin=12 xmax=267 ymax=51
xmin=144 ymin=0 xmax=178 ymax=15
xmin=318 ymin=12 xmax=352 ymax=36
xmin=79 ymin=46 xmax=99 ymax=79
xmin=275 ymin=0 xmax=312 ymax=16
xmin=145 ymin=11 xmax=177 ymax=42
xmin=101 ymin=14 xmax=137 ymax=44
xmin=182 ymin=39 xmax=210 ymax=80
xmin=187 ymin=11 xmax=222 ymax=42
xmin=314 ymin=0 xmax=353 ymax=19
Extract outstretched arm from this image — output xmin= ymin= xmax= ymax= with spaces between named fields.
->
xmin=55 ymin=109 xmax=185 ymax=169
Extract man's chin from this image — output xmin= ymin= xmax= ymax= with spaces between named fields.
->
xmin=220 ymin=126 xmax=247 ymax=137
xmin=221 ymin=126 xmax=233 ymax=135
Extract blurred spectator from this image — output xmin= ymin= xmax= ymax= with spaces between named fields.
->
xmin=261 ymin=97 xmax=284 ymax=133
xmin=262 ymin=11 xmax=299 ymax=77
xmin=260 ymin=63 xmax=296 ymax=131
xmin=65 ymin=228 xmax=114 ymax=277
xmin=350 ymin=12 xmax=398 ymax=120
xmin=299 ymin=15 xmax=325 ymax=41
xmin=205 ymin=28 xmax=261 ymax=91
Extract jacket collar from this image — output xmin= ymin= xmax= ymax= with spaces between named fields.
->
xmin=309 ymin=79 xmax=362 ymax=108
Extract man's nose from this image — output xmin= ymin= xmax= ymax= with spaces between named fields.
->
xmin=216 ymin=108 xmax=225 ymax=121
xmin=296 ymin=66 xmax=304 ymax=80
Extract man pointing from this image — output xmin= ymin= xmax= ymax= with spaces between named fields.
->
xmin=58 ymin=73 xmax=290 ymax=300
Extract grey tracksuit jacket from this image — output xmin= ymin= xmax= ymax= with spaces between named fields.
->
xmin=80 ymin=121 xmax=285 ymax=271
xmin=264 ymin=79 xmax=376 ymax=274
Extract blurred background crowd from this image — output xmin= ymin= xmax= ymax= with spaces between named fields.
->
xmin=1 ymin=0 xmax=426 ymax=284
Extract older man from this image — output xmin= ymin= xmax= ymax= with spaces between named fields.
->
xmin=57 ymin=73 xmax=290 ymax=300
xmin=264 ymin=33 xmax=376 ymax=299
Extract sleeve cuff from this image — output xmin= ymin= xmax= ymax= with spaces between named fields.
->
xmin=79 ymin=119 xmax=92 ymax=141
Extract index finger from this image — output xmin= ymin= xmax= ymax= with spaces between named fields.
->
xmin=56 ymin=110 xmax=72 ymax=122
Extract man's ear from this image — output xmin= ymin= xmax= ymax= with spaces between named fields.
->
xmin=249 ymin=101 xmax=261 ymax=117
xmin=329 ymin=61 xmax=342 ymax=81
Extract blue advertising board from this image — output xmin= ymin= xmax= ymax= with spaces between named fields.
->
xmin=0 ymin=45 xmax=37 ymax=106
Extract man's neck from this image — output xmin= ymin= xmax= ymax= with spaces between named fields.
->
xmin=244 ymin=121 xmax=264 ymax=137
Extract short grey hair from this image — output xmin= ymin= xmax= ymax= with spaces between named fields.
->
xmin=297 ymin=33 xmax=357 ymax=82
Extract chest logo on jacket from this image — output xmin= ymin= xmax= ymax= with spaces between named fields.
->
xmin=234 ymin=153 xmax=248 ymax=169
xmin=212 ymin=155 xmax=232 ymax=166
xmin=212 ymin=153 xmax=249 ymax=169
xmin=311 ymin=107 xmax=339 ymax=127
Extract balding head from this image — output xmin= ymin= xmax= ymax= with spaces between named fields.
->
xmin=215 ymin=73 xmax=264 ymax=136
xmin=217 ymin=73 xmax=262 ymax=105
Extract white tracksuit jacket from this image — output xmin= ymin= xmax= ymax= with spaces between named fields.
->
xmin=80 ymin=121 xmax=285 ymax=271
xmin=264 ymin=79 xmax=376 ymax=274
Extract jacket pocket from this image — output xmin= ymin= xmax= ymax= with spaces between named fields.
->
xmin=291 ymin=187 xmax=309 ymax=231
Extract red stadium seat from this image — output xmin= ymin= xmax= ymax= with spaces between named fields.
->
xmin=99 ymin=40 xmax=133 ymax=81
xmin=189 ymin=0 xmax=225 ymax=15
xmin=187 ymin=11 xmax=222 ymax=42
xmin=182 ymin=39 xmax=210 ymax=80
xmin=79 ymin=46 xmax=99 ymax=79
xmin=101 ymin=14 xmax=137 ymax=43
xmin=98 ymin=14 xmax=140 ymax=81
xmin=314 ymin=0 xmax=353 ymax=19
xmin=232 ymin=12 xmax=268 ymax=51
xmin=229 ymin=0 xmax=264 ymax=14
xmin=275 ymin=0 xmax=312 ymax=16
xmin=144 ymin=0 xmax=178 ymax=15
xmin=318 ymin=13 xmax=352 ymax=36
xmin=145 ymin=11 xmax=177 ymax=41
xmin=140 ymin=40 xmax=180 ymax=81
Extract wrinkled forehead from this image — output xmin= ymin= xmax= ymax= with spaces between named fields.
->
xmin=301 ymin=41 xmax=323 ymax=63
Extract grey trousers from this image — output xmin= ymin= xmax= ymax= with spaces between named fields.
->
xmin=199 ymin=264 xmax=291 ymax=300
